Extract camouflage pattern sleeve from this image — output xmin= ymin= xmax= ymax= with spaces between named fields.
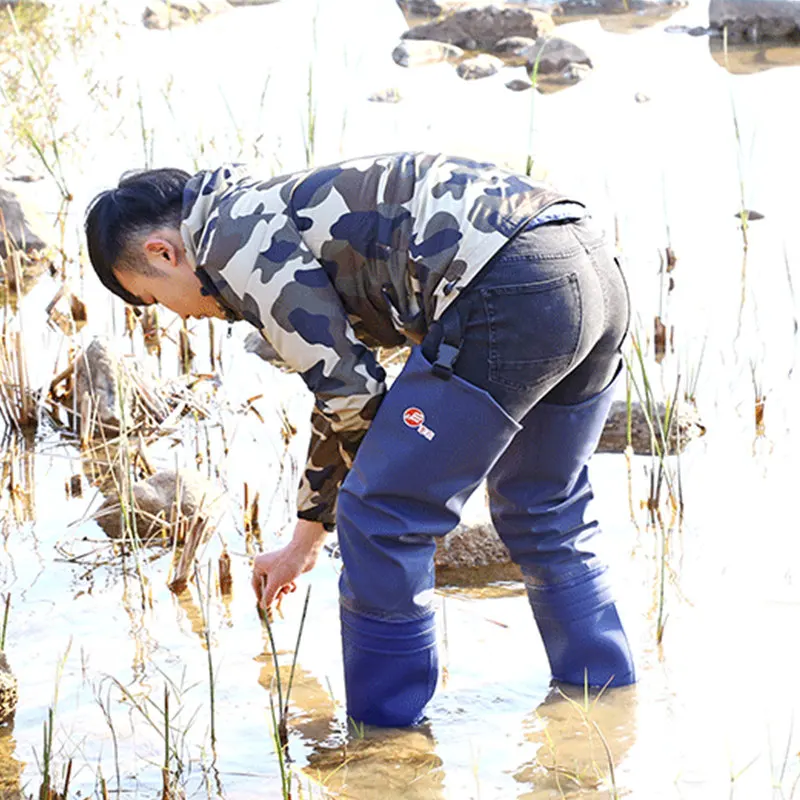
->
xmin=296 ymin=408 xmax=350 ymax=528
xmin=199 ymin=197 xmax=388 ymax=527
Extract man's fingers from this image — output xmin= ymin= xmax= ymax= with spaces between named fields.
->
xmin=251 ymin=571 xmax=263 ymax=603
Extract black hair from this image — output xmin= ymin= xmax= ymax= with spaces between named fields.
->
xmin=84 ymin=167 xmax=191 ymax=305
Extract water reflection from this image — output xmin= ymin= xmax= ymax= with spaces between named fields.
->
xmin=0 ymin=434 xmax=35 ymax=531
xmin=305 ymin=723 xmax=445 ymax=800
xmin=0 ymin=726 xmax=23 ymax=800
xmin=515 ymin=683 xmax=638 ymax=798
xmin=555 ymin=7 xmax=682 ymax=35
xmin=709 ymin=38 xmax=800 ymax=73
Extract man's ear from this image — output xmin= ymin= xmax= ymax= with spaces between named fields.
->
xmin=143 ymin=235 xmax=178 ymax=268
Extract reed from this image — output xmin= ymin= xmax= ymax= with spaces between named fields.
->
xmin=258 ymin=585 xmax=313 ymax=799
xmin=0 ymin=236 xmax=37 ymax=432
xmin=0 ymin=593 xmax=9 ymax=650
xmin=626 ymin=330 xmax=685 ymax=644
xmin=193 ymin=561 xmax=218 ymax=756
xmin=36 ymin=641 xmax=72 ymax=800
xmin=524 ymin=39 xmax=548 ymax=177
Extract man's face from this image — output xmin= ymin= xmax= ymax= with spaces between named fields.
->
xmin=113 ymin=229 xmax=227 ymax=321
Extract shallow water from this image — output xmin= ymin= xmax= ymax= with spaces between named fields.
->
xmin=2 ymin=0 xmax=800 ymax=798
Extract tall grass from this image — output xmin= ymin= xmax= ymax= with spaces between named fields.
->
xmin=0 ymin=213 xmax=37 ymax=433
xmin=625 ymin=330 xmax=687 ymax=644
xmin=1 ymin=5 xmax=74 ymax=276
xmin=1 ymin=593 xmax=10 ymax=650
xmin=36 ymin=641 xmax=72 ymax=800
xmin=258 ymin=586 xmax=313 ymax=800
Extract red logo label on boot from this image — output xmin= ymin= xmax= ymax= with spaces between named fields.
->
xmin=403 ymin=407 xmax=435 ymax=441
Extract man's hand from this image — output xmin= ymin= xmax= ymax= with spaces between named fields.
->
xmin=251 ymin=518 xmax=327 ymax=612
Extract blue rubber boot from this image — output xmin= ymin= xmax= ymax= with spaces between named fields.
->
xmin=337 ymin=346 xmax=521 ymax=726
xmin=487 ymin=365 xmax=636 ymax=687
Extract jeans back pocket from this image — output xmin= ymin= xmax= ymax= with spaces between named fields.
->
xmin=484 ymin=272 xmax=582 ymax=393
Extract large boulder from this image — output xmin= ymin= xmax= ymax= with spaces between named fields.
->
xmin=0 ymin=184 xmax=47 ymax=258
xmin=401 ymin=5 xmax=555 ymax=51
xmin=709 ymin=0 xmax=800 ymax=41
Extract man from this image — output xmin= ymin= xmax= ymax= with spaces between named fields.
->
xmin=85 ymin=152 xmax=635 ymax=727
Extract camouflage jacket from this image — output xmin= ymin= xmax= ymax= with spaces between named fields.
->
xmin=180 ymin=153 xmax=574 ymax=528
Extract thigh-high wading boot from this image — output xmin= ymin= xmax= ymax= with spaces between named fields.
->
xmin=487 ymin=367 xmax=636 ymax=687
xmin=337 ymin=347 xmax=521 ymax=726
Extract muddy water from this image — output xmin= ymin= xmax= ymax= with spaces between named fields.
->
xmin=2 ymin=0 xmax=800 ymax=797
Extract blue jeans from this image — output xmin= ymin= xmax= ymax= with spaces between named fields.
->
xmin=423 ymin=215 xmax=630 ymax=420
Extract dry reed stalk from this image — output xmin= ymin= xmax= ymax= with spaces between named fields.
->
xmin=0 ymin=328 xmax=36 ymax=432
xmin=243 ymin=482 xmax=261 ymax=555
xmin=168 ymin=519 xmax=208 ymax=594
xmin=218 ymin=549 xmax=232 ymax=595
xmin=168 ymin=480 xmax=211 ymax=593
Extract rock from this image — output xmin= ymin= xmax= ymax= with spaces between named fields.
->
xmin=738 ymin=209 xmax=764 ymax=220
xmin=435 ymin=517 xmax=511 ymax=570
xmin=709 ymin=0 xmax=800 ymax=42
xmin=143 ymin=0 xmax=230 ymax=29
xmin=52 ymin=337 xmax=172 ymax=439
xmin=368 ymin=87 xmax=403 ymax=103
xmin=634 ymin=91 xmax=651 ymax=103
xmin=596 ymin=400 xmax=706 ymax=455
xmin=556 ymin=0 xmax=685 ymax=15
xmin=402 ymin=6 xmax=555 ymax=51
xmin=95 ymin=468 xmax=222 ymax=543
xmin=0 ymin=651 xmax=17 ymax=724
xmin=74 ymin=338 xmax=126 ymax=433
xmin=665 ymin=24 xmax=710 ymax=35
xmin=493 ymin=35 xmax=539 ymax=65
xmin=456 ymin=53 xmax=504 ymax=79
xmin=392 ymin=39 xmax=464 ymax=67
xmin=506 ymin=77 xmax=534 ymax=91
xmin=524 ymin=37 xmax=593 ymax=76
xmin=0 ymin=184 xmax=47 ymax=258
xmin=395 ymin=0 xmax=445 ymax=17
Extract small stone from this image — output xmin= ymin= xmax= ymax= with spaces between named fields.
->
xmin=392 ymin=39 xmax=464 ymax=68
xmin=505 ymin=77 xmax=533 ymax=91
xmin=456 ymin=53 xmax=504 ymax=80
xmin=493 ymin=35 xmax=538 ymax=65
xmin=367 ymin=87 xmax=402 ymax=103
xmin=737 ymin=209 xmax=764 ymax=221
xmin=634 ymin=91 xmax=651 ymax=103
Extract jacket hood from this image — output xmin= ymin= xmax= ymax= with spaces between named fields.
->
xmin=180 ymin=163 xmax=252 ymax=268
